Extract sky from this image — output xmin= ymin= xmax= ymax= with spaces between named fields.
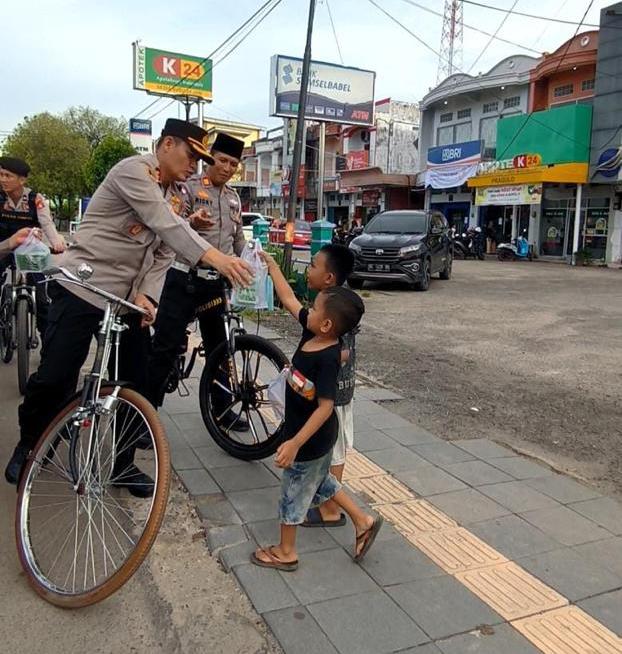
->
xmin=0 ymin=0 xmax=612 ymax=140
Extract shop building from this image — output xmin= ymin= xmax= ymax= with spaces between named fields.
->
xmin=419 ymin=55 xmax=538 ymax=229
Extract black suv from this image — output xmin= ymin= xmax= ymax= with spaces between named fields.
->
xmin=348 ymin=210 xmax=452 ymax=291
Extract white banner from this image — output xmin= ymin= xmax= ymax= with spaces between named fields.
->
xmin=475 ymin=183 xmax=543 ymax=206
xmin=425 ymin=163 xmax=479 ymax=189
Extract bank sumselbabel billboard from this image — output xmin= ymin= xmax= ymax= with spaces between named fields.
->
xmin=270 ymin=55 xmax=375 ymax=127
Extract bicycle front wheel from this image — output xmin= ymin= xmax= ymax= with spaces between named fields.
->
xmin=199 ymin=334 xmax=288 ymax=460
xmin=15 ymin=387 xmax=170 ymax=608
xmin=16 ymin=298 xmax=30 ymax=394
xmin=0 ymin=292 xmax=13 ymax=364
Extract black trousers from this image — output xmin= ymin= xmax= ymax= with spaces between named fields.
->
xmin=146 ymin=268 xmax=226 ymax=408
xmin=18 ymin=283 xmax=150 ymax=450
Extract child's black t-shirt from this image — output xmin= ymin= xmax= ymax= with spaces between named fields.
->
xmin=283 ymin=308 xmax=340 ymax=462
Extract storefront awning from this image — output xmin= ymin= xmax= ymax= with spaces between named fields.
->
xmin=339 ymin=167 xmax=417 ymax=188
xmin=468 ymin=162 xmax=588 ymax=187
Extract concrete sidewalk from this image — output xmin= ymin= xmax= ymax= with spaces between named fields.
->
xmin=161 ymin=325 xmax=622 ymax=654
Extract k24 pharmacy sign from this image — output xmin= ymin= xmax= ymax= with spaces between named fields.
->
xmin=133 ymin=44 xmax=212 ymax=101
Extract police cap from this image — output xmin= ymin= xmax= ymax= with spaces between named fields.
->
xmin=212 ymin=133 xmax=245 ymax=161
xmin=0 ymin=156 xmax=30 ymax=177
xmin=161 ymin=119 xmax=215 ymax=164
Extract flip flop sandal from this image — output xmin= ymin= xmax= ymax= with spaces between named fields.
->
xmin=354 ymin=516 xmax=384 ymax=563
xmin=251 ymin=546 xmax=299 ymax=572
xmin=302 ymin=507 xmax=347 ymax=528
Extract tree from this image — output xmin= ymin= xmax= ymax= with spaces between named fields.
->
xmin=85 ymin=135 xmax=136 ymax=194
xmin=64 ymin=106 xmax=128 ymax=151
xmin=4 ymin=113 xmax=90 ymax=218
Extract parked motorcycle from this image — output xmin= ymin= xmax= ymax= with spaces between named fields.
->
xmin=453 ymin=227 xmax=485 ymax=260
xmin=497 ymin=232 xmax=533 ymax=261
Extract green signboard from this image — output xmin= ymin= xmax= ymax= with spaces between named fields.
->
xmin=133 ymin=44 xmax=212 ymax=100
xmin=496 ymin=105 xmax=592 ymax=164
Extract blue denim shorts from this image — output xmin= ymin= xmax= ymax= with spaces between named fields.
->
xmin=279 ymin=451 xmax=342 ymax=525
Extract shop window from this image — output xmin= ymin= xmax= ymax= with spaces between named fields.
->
xmin=455 ymin=122 xmax=472 ymax=142
xmin=581 ymin=78 xmax=595 ymax=91
xmin=457 ymin=108 xmax=471 ymax=119
xmin=503 ymin=96 xmax=521 ymax=109
xmin=437 ymin=125 xmax=454 ymax=146
xmin=439 ymin=112 xmax=453 ymax=123
xmin=553 ymin=84 xmax=574 ymax=97
xmin=479 ymin=116 xmax=497 ymax=151
xmin=483 ymin=101 xmax=498 ymax=114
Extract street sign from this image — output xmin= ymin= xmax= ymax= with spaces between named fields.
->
xmin=133 ymin=44 xmax=213 ymax=101
xmin=270 ymin=55 xmax=375 ymax=126
xmin=129 ymin=118 xmax=152 ymax=155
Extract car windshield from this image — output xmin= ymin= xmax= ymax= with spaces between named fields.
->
xmin=295 ymin=221 xmax=311 ymax=232
xmin=365 ymin=212 xmax=428 ymax=235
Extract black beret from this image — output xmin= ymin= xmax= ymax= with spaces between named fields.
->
xmin=0 ymin=157 xmax=30 ymax=177
xmin=161 ymin=119 xmax=215 ymax=164
xmin=212 ymin=133 xmax=245 ymax=161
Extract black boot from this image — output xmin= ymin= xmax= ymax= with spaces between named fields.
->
xmin=5 ymin=444 xmax=30 ymax=485
xmin=219 ymin=410 xmax=250 ymax=432
xmin=111 ymin=463 xmax=155 ymax=498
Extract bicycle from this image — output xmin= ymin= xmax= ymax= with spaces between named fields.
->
xmin=164 ymin=270 xmax=289 ymax=461
xmin=15 ymin=264 xmax=170 ymax=608
xmin=0 ymin=259 xmax=41 ymax=394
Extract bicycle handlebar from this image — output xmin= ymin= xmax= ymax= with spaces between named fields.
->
xmin=43 ymin=266 xmax=149 ymax=316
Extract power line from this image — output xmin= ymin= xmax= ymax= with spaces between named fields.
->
xmin=144 ymin=0 xmax=283 ymax=122
xmin=366 ymin=0 xmax=592 ymax=153
xmin=398 ymin=0 xmax=541 ymax=55
xmin=461 ymin=0 xmax=600 ymax=27
xmin=326 ymin=0 xmax=344 ymax=65
xmin=467 ymin=0 xmax=520 ymax=73
xmin=134 ymin=0 xmax=281 ymax=120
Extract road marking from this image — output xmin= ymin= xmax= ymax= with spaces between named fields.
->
xmin=344 ymin=447 xmax=622 ymax=653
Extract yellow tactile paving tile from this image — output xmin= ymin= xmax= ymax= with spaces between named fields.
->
xmin=376 ymin=499 xmax=457 ymax=535
xmin=455 ymin=561 xmax=568 ymax=621
xmin=408 ymin=527 xmax=507 ymax=574
xmin=346 ymin=474 xmax=412 ymax=504
xmin=512 ymin=606 xmax=622 ymax=653
xmin=341 ymin=450 xmax=386 ymax=481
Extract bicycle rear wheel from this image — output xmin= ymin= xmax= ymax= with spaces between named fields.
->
xmin=15 ymin=387 xmax=170 ymax=608
xmin=16 ymin=298 xmax=30 ymax=394
xmin=0 ymin=292 xmax=14 ymax=364
xmin=199 ymin=334 xmax=288 ymax=460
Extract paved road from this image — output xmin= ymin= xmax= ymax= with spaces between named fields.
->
xmin=0 ymin=353 xmax=280 ymax=654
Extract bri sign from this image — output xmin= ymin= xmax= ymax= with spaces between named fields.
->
xmin=425 ymin=140 xmax=483 ymax=189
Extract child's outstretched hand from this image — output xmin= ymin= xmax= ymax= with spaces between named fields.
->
xmin=259 ymin=250 xmax=277 ymax=270
xmin=275 ymin=439 xmax=299 ymax=468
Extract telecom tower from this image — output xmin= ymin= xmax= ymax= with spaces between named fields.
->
xmin=437 ymin=0 xmax=464 ymax=84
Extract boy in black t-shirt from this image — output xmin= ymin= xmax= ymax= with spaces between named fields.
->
xmin=251 ymin=254 xmax=382 ymax=571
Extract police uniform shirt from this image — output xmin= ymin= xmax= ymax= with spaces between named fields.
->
xmin=0 ymin=187 xmax=61 ymax=246
xmin=60 ymin=153 xmax=210 ymax=309
xmin=186 ymin=173 xmax=246 ymax=257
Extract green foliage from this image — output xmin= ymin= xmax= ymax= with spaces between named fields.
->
xmin=265 ymin=244 xmax=310 ymax=304
xmin=575 ymin=247 xmax=593 ymax=266
xmin=64 ymin=106 xmax=128 ymax=150
xmin=84 ymin=135 xmax=136 ymax=194
xmin=4 ymin=113 xmax=90 ymax=218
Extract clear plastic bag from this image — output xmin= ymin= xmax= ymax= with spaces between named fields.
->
xmin=14 ymin=231 xmax=51 ymax=273
xmin=231 ymin=239 xmax=274 ymax=310
xmin=267 ymin=366 xmax=289 ymax=422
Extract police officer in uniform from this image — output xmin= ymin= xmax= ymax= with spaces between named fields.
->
xmin=0 ymin=156 xmax=66 ymax=336
xmin=146 ymin=133 xmax=248 ymax=430
xmin=5 ymin=120 xmax=253 ymax=491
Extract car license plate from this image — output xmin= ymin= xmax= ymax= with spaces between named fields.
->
xmin=367 ymin=264 xmax=390 ymax=272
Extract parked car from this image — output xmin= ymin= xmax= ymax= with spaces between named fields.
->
xmin=348 ymin=210 xmax=452 ymax=291
xmin=268 ymin=219 xmax=312 ymax=249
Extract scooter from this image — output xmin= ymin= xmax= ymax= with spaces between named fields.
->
xmin=497 ymin=232 xmax=533 ymax=261
xmin=454 ymin=228 xmax=485 ymax=260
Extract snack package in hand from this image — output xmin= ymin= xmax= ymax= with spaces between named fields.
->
xmin=14 ymin=231 xmax=51 ymax=273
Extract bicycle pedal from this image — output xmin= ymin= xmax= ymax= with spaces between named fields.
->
xmin=177 ymin=379 xmax=190 ymax=397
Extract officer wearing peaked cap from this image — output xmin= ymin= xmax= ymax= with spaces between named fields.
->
xmin=146 ymin=132 xmax=249 ymax=429
xmin=6 ymin=120 xmax=254 ymax=491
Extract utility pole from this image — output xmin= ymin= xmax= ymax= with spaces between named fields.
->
xmin=437 ymin=0 xmax=463 ymax=84
xmin=284 ymin=0 xmax=316 ymax=270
